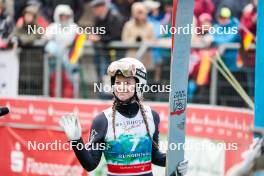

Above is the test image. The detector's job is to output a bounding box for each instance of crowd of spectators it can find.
[0,0,257,106]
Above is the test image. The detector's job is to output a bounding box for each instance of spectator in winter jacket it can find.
[13,5,42,47]
[16,3,49,29]
[239,0,257,97]
[194,0,215,18]
[210,7,241,72]
[44,5,78,57]
[90,0,124,43]
[240,0,257,36]
[144,0,164,83]
[44,4,80,98]
[122,2,155,70]
[211,7,244,107]
[89,0,124,86]
[0,0,14,49]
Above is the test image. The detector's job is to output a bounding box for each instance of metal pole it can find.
[55,56,62,97]
[43,53,49,97]
[136,42,149,60]
[210,61,218,105]
[73,72,79,98]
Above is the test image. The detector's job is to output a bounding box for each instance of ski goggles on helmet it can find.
[107,61,136,78]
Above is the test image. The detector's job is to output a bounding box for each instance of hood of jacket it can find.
[53,4,73,24]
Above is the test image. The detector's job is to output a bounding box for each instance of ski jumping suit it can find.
[72,101,166,176]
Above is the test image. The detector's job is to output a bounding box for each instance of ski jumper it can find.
[72,102,166,176]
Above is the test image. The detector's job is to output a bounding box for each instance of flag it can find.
[243,32,254,51]
[196,50,211,86]
[68,34,86,64]
[236,52,244,68]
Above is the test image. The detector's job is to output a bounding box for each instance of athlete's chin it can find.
[116,94,131,101]
[118,96,130,102]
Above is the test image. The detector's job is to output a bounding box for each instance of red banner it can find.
[0,126,88,176]
[0,97,254,175]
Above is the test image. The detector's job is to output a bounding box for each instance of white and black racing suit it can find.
[72,101,166,176]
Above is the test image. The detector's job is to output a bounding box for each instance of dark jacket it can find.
[0,12,14,39]
[94,8,124,44]
[111,0,142,22]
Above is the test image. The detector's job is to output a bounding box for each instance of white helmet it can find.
[107,57,147,99]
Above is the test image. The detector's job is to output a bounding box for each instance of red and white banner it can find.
[0,126,87,176]
[0,97,254,175]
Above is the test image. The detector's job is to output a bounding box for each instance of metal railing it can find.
[16,41,255,108]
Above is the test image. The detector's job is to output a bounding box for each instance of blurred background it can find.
[0,0,257,107]
[0,0,260,176]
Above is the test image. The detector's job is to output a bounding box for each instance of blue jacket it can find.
[211,17,241,72]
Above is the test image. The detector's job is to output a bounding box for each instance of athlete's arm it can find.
[71,113,108,171]
[151,110,166,167]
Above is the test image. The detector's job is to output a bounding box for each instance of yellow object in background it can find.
[69,34,87,64]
